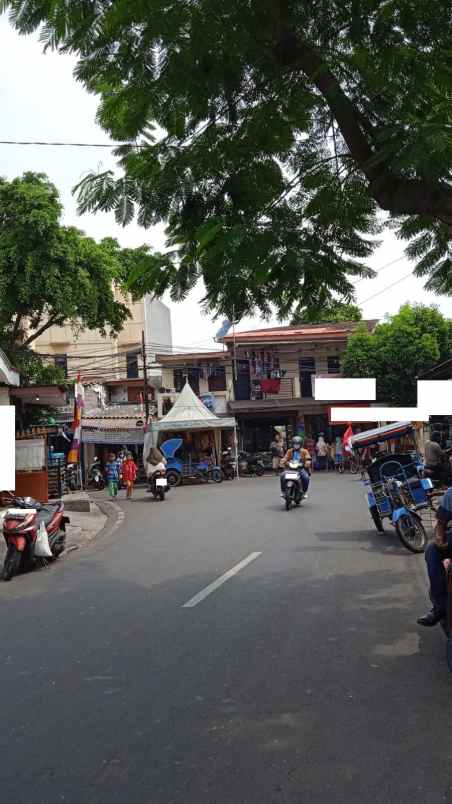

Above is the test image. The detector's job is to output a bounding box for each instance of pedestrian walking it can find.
[105,452,120,498]
[122,452,137,499]
[270,433,284,474]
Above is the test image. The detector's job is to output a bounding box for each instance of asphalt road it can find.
[0,473,451,803]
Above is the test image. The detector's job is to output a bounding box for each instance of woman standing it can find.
[316,434,328,471]
[270,434,284,474]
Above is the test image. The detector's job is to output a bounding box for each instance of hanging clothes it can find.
[260,378,281,394]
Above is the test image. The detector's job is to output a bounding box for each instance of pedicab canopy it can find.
[350,421,414,450]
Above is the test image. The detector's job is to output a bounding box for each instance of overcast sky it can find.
[2,14,452,350]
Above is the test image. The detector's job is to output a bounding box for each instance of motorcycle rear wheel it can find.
[2,545,22,581]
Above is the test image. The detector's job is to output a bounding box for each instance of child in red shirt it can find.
[121,452,137,498]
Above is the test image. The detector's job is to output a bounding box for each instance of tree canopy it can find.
[342,304,452,406]
[0,173,159,382]
[291,301,362,325]
[3,1,452,320]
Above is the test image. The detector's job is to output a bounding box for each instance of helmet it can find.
[292,436,302,449]
[431,431,442,444]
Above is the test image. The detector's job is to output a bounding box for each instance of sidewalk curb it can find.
[62,498,125,559]
[89,498,125,542]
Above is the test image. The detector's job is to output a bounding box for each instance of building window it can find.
[327,355,341,374]
[126,351,139,379]
[54,354,68,378]
[208,365,226,392]
[174,367,200,395]
[299,356,315,398]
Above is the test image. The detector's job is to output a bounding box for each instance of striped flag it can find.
[343,424,354,454]
[67,374,85,464]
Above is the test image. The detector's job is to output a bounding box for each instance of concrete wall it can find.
[0,387,10,405]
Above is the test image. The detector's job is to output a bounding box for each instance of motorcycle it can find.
[88,458,105,490]
[2,494,69,581]
[281,460,305,511]
[238,452,265,477]
[65,462,78,492]
[221,449,236,480]
[149,468,169,501]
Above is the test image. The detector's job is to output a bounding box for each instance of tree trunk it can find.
[281,35,452,226]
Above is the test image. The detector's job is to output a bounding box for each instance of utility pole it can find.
[232,306,237,382]
[141,330,150,424]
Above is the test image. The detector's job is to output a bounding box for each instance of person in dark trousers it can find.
[418,487,452,627]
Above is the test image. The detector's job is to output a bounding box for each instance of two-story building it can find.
[157,320,377,452]
[222,321,377,450]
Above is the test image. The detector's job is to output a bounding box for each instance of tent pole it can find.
[234,425,239,480]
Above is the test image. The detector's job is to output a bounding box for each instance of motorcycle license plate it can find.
[285,472,299,480]
[156,478,167,487]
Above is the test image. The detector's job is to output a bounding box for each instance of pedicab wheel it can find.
[350,459,359,474]
[338,463,344,474]
[166,470,181,488]
[395,513,427,554]
[370,505,384,533]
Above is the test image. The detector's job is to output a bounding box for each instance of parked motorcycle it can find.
[149,468,169,501]
[238,452,265,477]
[281,460,304,511]
[2,494,69,581]
[65,462,78,492]
[88,458,105,490]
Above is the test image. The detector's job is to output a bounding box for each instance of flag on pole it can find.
[343,424,354,454]
[67,374,84,464]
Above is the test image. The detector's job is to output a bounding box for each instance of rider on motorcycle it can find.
[418,487,452,627]
[280,436,311,498]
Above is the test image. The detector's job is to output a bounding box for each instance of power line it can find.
[0,139,141,148]
[358,272,413,305]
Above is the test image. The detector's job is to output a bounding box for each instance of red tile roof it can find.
[222,320,377,344]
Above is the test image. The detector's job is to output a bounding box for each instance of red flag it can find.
[343,424,354,454]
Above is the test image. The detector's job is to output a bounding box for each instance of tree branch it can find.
[282,35,452,225]
[21,314,65,348]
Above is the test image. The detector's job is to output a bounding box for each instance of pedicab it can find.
[351,422,434,553]
[160,438,222,486]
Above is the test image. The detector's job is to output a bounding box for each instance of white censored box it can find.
[0,406,15,490]
[314,378,376,401]
[325,379,452,422]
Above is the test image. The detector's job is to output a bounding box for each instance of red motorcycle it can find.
[2,495,69,581]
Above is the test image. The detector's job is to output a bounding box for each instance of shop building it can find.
[221,321,378,451]
[156,322,377,452]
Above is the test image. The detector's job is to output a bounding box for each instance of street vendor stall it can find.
[144,381,238,481]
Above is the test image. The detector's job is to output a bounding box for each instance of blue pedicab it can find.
[160,438,223,487]
[351,422,433,553]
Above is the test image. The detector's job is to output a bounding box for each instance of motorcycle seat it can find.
[36,503,63,527]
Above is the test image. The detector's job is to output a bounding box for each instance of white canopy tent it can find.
[144,382,238,473]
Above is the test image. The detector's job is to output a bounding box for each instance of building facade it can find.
[32,295,172,387]
[158,321,377,451]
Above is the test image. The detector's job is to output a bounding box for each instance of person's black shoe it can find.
[417,608,445,627]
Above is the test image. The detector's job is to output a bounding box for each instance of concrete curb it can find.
[88,498,125,543]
